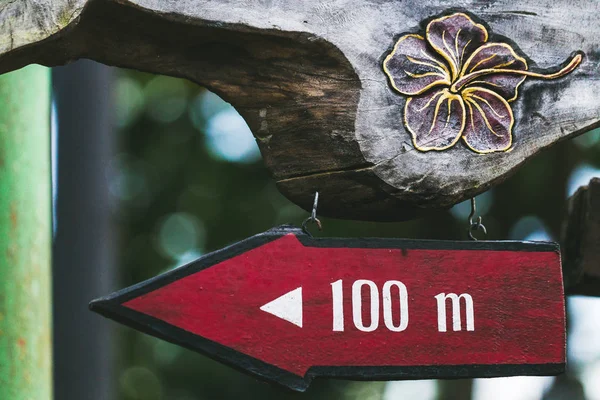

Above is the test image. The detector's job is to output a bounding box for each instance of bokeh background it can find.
[50,60,600,400]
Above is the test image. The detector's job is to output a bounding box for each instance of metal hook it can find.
[467,197,487,241]
[302,192,322,237]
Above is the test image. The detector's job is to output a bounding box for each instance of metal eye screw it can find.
[302,192,322,237]
[468,197,487,241]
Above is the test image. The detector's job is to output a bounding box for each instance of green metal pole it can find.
[0,65,52,399]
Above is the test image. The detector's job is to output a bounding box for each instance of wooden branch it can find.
[562,178,600,296]
[1,0,599,220]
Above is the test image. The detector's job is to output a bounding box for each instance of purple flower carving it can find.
[383,13,582,153]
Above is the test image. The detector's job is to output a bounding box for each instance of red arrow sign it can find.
[90,225,565,391]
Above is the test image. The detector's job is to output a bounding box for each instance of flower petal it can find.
[384,34,451,96]
[462,87,514,153]
[405,88,466,151]
[460,43,528,101]
[426,13,488,80]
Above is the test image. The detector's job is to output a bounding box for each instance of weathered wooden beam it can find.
[1,0,599,220]
[562,178,600,296]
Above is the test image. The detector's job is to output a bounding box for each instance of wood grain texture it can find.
[562,178,600,296]
[1,0,599,219]
[90,225,566,391]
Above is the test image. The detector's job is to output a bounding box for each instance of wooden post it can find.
[52,60,116,400]
[562,177,600,296]
[0,65,52,399]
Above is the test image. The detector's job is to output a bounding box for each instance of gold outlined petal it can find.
[461,42,527,76]
[405,89,466,151]
[383,34,452,96]
[456,42,528,101]
[426,13,489,80]
[461,87,514,153]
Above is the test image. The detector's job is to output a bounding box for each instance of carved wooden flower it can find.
[383,13,582,153]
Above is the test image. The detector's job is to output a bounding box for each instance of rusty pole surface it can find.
[0,65,52,399]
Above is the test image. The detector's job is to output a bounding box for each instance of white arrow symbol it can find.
[259,287,303,328]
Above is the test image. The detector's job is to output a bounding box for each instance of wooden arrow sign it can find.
[90,225,565,391]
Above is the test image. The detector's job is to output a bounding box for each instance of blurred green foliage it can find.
[112,70,600,400]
